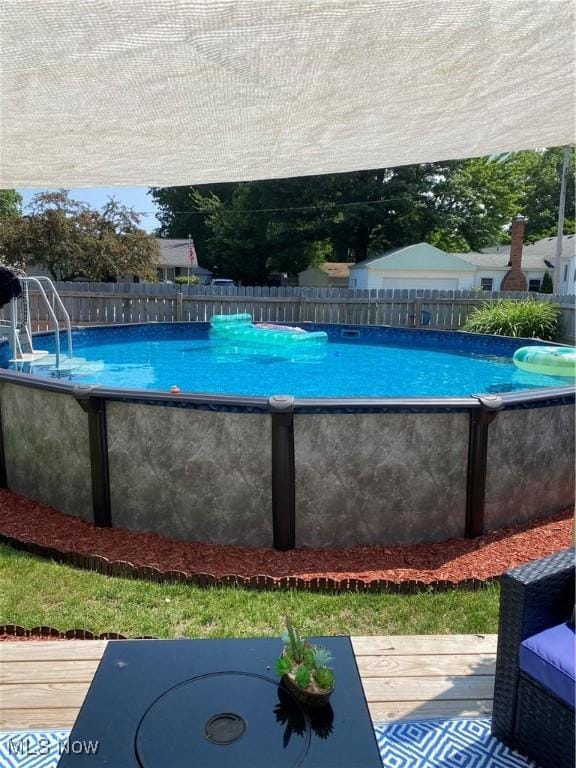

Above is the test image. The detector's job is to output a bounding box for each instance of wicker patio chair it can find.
[492,547,575,768]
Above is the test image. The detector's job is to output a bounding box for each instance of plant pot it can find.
[282,673,334,708]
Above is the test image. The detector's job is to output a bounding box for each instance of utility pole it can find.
[553,146,570,293]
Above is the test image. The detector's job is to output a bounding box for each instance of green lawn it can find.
[0,544,500,638]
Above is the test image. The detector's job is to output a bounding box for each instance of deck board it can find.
[355,654,495,677]
[0,634,497,730]
[1,660,101,685]
[351,635,497,655]
[0,641,108,662]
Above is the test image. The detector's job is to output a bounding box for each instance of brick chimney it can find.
[500,215,527,291]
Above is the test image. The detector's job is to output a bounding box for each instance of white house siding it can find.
[524,270,546,291]
[380,276,461,290]
[349,269,370,289]
[559,256,576,295]
[351,270,474,291]
[473,271,505,291]
[382,277,457,290]
[351,266,555,292]
[348,241,571,293]
[473,270,547,292]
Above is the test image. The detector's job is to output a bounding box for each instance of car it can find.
[210,278,236,287]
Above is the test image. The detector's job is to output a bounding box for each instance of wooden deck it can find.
[0,634,497,730]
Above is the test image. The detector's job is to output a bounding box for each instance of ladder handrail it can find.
[1,270,74,369]
[9,297,21,361]
[30,276,73,360]
[23,277,62,368]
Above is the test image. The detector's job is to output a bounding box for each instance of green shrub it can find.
[174,275,199,286]
[462,298,560,340]
[540,271,553,294]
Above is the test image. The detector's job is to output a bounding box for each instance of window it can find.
[350,278,357,287]
[529,279,541,292]
[480,278,493,291]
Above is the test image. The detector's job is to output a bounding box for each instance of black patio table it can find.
[57,636,383,767]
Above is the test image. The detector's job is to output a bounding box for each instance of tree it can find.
[516,148,575,242]
[149,183,236,267]
[0,190,22,218]
[422,156,524,252]
[540,270,553,294]
[0,190,159,282]
[150,148,574,283]
[155,160,520,282]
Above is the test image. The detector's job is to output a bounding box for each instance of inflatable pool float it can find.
[210,313,327,346]
[513,346,576,378]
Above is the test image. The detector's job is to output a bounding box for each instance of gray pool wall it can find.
[0,323,575,549]
[0,375,573,549]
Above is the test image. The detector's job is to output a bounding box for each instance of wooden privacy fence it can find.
[1,282,574,340]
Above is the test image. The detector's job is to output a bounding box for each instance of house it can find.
[23,238,214,285]
[155,239,212,284]
[453,214,544,292]
[349,243,477,291]
[298,262,353,288]
[349,217,575,294]
[472,232,576,295]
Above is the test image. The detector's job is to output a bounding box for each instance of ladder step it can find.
[9,350,49,363]
[25,356,105,375]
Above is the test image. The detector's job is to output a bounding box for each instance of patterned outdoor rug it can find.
[0,719,535,767]
[375,718,535,767]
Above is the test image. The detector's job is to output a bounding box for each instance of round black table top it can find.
[135,671,312,767]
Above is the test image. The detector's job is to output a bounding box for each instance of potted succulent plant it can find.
[274,618,334,707]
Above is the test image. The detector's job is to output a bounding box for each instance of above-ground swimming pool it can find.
[1,322,572,397]
[0,322,573,552]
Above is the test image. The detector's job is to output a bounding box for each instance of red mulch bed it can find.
[0,489,572,586]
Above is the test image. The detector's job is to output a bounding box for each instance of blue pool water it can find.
[1,323,571,398]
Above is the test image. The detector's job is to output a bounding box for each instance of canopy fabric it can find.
[0,0,574,187]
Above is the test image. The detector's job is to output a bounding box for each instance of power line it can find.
[133,195,431,217]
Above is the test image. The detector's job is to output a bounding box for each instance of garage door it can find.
[383,278,459,290]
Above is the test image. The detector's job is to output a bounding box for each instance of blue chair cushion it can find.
[520,622,576,708]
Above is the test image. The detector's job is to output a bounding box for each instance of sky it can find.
[17,187,161,233]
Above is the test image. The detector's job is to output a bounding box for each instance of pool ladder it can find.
[3,273,73,370]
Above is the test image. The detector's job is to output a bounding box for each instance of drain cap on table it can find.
[204,712,246,744]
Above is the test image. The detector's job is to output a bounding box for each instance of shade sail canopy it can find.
[0,0,574,187]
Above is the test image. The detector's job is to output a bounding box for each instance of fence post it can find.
[297,298,304,322]
[269,395,296,551]
[465,395,503,538]
[176,291,183,322]
[414,297,423,327]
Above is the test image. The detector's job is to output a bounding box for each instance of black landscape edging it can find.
[0,530,497,595]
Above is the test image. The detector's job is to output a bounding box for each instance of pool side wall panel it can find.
[484,404,575,530]
[293,412,469,547]
[106,402,273,547]
[0,382,93,521]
